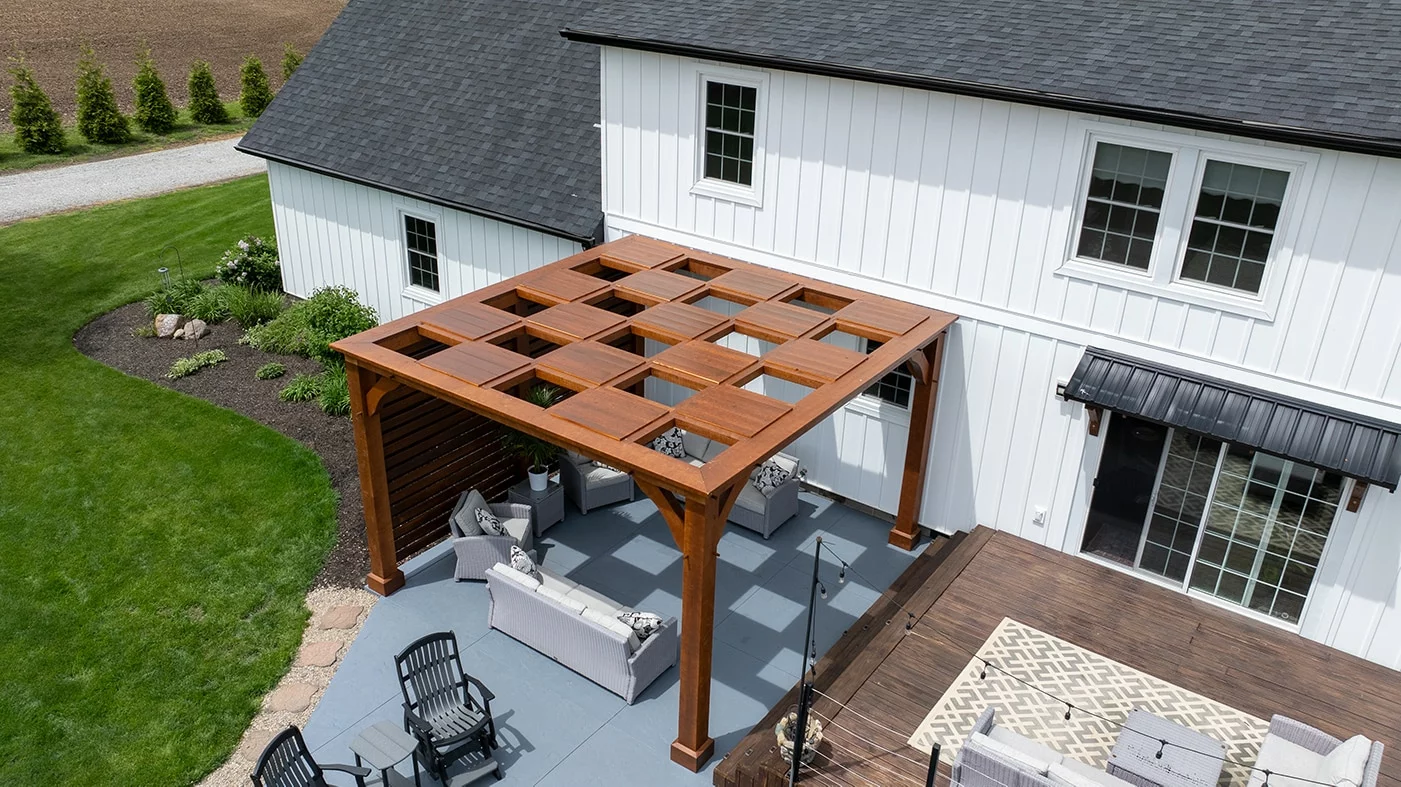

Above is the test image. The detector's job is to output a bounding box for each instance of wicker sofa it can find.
[670,430,803,539]
[953,707,1133,787]
[559,451,634,514]
[1247,715,1383,787]
[484,563,678,703]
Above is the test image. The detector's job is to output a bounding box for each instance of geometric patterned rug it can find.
[907,618,1268,787]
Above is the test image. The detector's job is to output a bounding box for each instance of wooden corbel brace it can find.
[1346,482,1368,513]
[366,377,401,417]
[1086,405,1103,436]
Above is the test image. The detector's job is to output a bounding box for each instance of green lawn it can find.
[0,176,337,785]
[0,101,255,173]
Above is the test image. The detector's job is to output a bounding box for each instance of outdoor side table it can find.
[349,720,419,787]
[508,478,565,536]
[1108,709,1225,787]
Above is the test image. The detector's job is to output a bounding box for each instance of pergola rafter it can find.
[333,235,957,771]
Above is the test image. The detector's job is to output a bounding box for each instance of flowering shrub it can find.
[216,235,282,292]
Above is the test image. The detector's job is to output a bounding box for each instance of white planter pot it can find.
[528,468,549,492]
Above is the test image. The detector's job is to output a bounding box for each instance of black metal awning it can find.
[1064,347,1401,491]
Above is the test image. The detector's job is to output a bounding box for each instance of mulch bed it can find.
[74,301,368,588]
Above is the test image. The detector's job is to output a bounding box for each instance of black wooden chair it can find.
[250,726,371,787]
[394,631,499,783]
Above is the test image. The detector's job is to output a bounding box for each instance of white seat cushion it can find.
[581,606,640,650]
[1251,734,1328,787]
[1050,759,1135,787]
[491,563,541,590]
[565,584,630,618]
[536,584,586,613]
[538,567,578,595]
[734,483,768,513]
[973,729,1059,775]
[583,464,628,484]
[681,430,711,459]
[499,516,531,544]
[1320,736,1371,787]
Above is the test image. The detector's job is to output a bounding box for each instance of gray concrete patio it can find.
[301,489,925,785]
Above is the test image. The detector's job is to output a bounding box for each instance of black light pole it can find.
[790,535,824,785]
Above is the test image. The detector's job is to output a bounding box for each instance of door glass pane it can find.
[1188,445,1341,622]
[1139,431,1221,582]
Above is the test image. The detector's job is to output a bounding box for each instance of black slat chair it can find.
[394,631,499,783]
[250,726,371,787]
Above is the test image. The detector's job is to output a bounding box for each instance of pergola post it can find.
[347,361,405,595]
[890,335,945,550]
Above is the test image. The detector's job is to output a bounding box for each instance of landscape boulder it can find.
[182,319,209,340]
[154,314,185,338]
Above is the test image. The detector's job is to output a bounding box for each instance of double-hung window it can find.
[403,214,440,293]
[1064,126,1309,315]
[691,68,766,205]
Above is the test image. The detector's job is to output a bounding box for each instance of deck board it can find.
[714,528,1400,787]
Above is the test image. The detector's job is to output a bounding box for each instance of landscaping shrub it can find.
[255,362,286,380]
[281,43,304,82]
[75,44,130,144]
[132,45,177,134]
[278,372,323,402]
[225,285,285,329]
[317,366,350,416]
[166,349,227,380]
[144,277,206,317]
[8,57,65,154]
[185,284,231,323]
[241,307,309,354]
[238,55,273,118]
[216,234,281,292]
[187,60,228,124]
[242,285,377,362]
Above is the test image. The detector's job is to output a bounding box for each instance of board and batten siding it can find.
[267,162,582,323]
[598,49,1401,668]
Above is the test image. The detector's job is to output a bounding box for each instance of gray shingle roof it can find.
[238,0,601,242]
[563,0,1401,154]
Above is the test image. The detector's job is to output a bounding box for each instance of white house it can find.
[241,0,1401,671]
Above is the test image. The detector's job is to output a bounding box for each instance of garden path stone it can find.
[318,605,362,630]
[237,728,274,762]
[0,137,265,224]
[267,683,317,713]
[297,641,342,667]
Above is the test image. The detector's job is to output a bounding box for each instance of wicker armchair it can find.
[449,490,534,581]
[1249,715,1383,787]
[559,451,634,514]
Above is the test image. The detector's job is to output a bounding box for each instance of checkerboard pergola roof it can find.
[333,235,957,771]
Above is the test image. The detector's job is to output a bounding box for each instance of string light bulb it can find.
[1064,703,1073,721]
[818,581,828,599]
[904,612,915,631]
[979,659,989,680]
[1156,740,1167,760]
[838,564,847,584]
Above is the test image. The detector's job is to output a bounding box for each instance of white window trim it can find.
[689,64,767,208]
[1055,121,1316,322]
[399,207,445,306]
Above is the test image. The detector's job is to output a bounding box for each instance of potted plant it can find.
[502,383,564,491]
[775,705,823,765]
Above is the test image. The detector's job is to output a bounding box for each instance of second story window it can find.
[1077,143,1173,271]
[863,339,913,409]
[703,80,756,186]
[404,215,440,292]
[1179,161,1289,294]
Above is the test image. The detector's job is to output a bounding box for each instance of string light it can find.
[1156,739,1167,759]
[979,659,990,680]
[1064,702,1073,721]
[818,580,828,599]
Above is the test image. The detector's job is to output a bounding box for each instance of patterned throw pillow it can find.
[650,427,686,458]
[751,460,791,495]
[591,459,624,473]
[476,506,506,536]
[509,544,541,580]
[617,611,665,641]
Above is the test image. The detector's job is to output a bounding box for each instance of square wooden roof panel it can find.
[549,386,670,439]
[420,340,531,387]
[675,386,792,441]
[598,234,688,270]
[764,338,866,386]
[419,302,520,341]
[835,298,930,340]
[526,301,628,342]
[630,301,730,344]
[537,341,647,388]
[734,300,831,343]
[708,268,796,304]
[654,340,759,386]
[516,267,611,304]
[614,269,707,305]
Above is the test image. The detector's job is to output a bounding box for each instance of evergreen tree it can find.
[238,55,273,118]
[187,60,228,124]
[132,45,176,134]
[281,43,303,83]
[9,57,65,154]
[75,44,130,144]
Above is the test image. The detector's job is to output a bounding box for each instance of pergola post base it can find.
[366,570,405,596]
[888,524,921,550]
[670,737,716,772]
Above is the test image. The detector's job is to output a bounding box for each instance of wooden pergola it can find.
[333,235,957,771]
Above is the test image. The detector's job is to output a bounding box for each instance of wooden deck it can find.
[713,527,1401,787]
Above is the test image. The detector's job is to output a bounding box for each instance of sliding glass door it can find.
[1084,414,1345,624]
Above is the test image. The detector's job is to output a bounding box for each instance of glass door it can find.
[1134,430,1222,583]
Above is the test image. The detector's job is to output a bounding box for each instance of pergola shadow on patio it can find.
[301,491,929,785]
[334,235,958,770]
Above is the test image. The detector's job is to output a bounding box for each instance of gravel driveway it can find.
[0,137,266,224]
